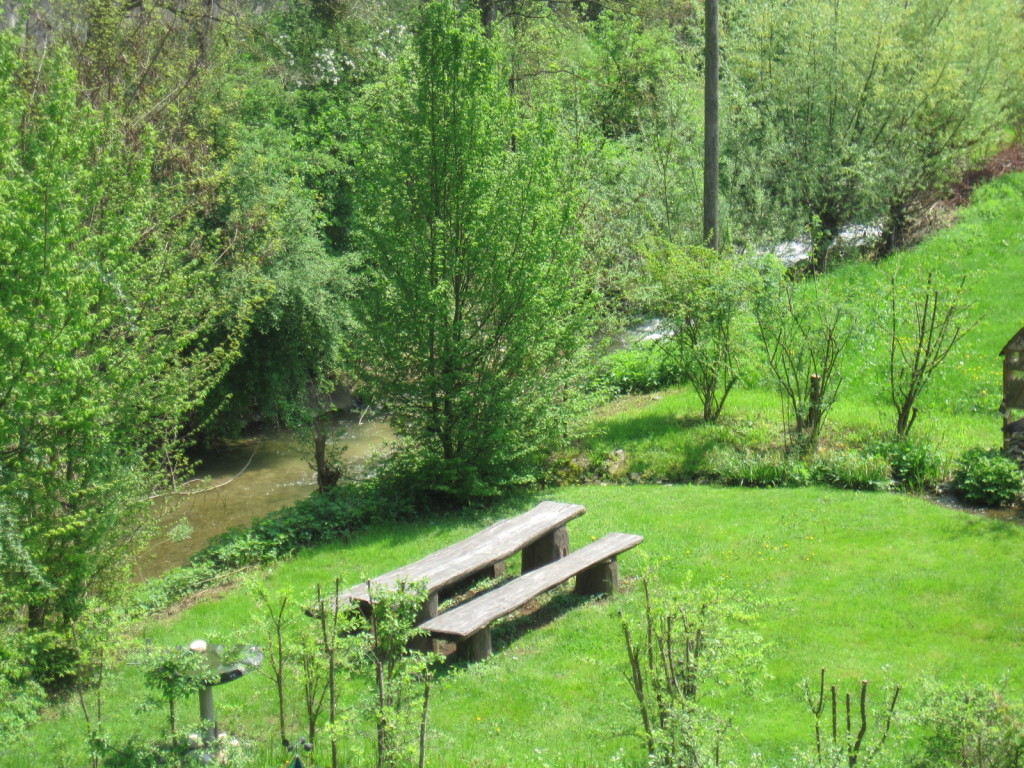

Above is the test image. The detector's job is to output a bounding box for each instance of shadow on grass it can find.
[941,508,1024,540]
[432,586,607,677]
[592,410,702,448]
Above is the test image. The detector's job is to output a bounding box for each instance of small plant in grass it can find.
[141,645,220,735]
[89,732,254,768]
[811,451,892,492]
[620,574,768,767]
[871,437,947,493]
[883,270,976,439]
[754,272,854,454]
[706,447,812,488]
[952,449,1023,508]
[311,580,436,768]
[596,340,682,396]
[647,244,758,422]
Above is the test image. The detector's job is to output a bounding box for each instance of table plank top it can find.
[420,532,643,638]
[337,500,586,604]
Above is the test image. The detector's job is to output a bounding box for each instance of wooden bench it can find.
[419,532,643,661]
[308,500,586,623]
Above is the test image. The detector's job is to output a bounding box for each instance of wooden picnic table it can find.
[420,531,644,660]
[314,500,585,622]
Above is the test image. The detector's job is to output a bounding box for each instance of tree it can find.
[728,0,1024,268]
[754,269,853,453]
[648,245,755,422]
[885,271,975,439]
[703,0,719,251]
[0,37,236,666]
[350,0,595,498]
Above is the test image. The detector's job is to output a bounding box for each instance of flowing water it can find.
[137,416,393,579]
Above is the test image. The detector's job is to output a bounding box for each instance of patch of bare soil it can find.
[906,144,1024,245]
[931,491,1022,523]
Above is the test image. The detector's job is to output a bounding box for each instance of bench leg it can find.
[410,592,440,653]
[575,557,619,595]
[456,628,492,662]
[521,525,569,573]
[476,559,507,580]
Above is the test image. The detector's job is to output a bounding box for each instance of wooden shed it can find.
[1001,327,1024,462]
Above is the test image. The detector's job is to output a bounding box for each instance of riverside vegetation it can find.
[2,0,1024,766]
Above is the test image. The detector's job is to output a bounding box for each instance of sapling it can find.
[803,668,901,767]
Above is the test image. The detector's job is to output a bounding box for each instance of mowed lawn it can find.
[20,484,1023,767]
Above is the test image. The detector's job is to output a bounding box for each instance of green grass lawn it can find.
[14,485,1024,767]
[13,175,1024,768]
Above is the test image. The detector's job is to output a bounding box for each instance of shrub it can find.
[812,451,893,491]
[905,678,1024,768]
[707,448,812,488]
[952,448,1023,508]
[873,437,948,493]
[594,340,682,396]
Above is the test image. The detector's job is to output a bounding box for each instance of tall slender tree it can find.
[350,0,595,498]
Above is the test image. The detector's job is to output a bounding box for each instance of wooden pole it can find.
[703,0,720,251]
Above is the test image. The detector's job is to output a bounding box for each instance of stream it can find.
[137,416,394,579]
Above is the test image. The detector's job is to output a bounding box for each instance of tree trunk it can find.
[27,602,46,631]
[703,0,720,251]
[313,418,340,493]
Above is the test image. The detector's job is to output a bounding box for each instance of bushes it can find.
[873,437,948,493]
[706,448,812,488]
[952,449,1023,508]
[905,679,1024,768]
[594,340,682,396]
[811,451,892,491]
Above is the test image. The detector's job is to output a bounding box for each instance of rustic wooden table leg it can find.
[521,525,569,572]
[574,557,619,595]
[477,559,507,580]
[457,628,492,662]
[410,592,440,653]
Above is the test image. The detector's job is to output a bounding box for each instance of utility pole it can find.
[703,0,720,251]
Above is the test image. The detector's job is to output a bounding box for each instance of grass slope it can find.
[584,173,1024,481]
[14,486,1024,767]
[12,175,1024,768]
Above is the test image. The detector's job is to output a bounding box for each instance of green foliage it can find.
[621,573,769,767]
[872,437,948,494]
[648,246,760,421]
[905,678,1024,768]
[794,670,902,768]
[91,732,254,768]
[141,646,220,735]
[754,270,854,453]
[952,449,1023,508]
[350,0,596,499]
[595,340,682,396]
[0,627,45,739]
[883,270,976,438]
[728,0,1024,264]
[197,36,356,436]
[706,448,812,488]
[811,452,893,492]
[306,579,435,768]
[0,33,237,656]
